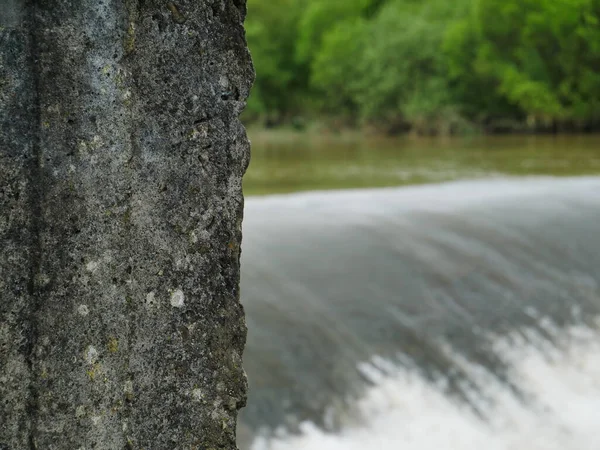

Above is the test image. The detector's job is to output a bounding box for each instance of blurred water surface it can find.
[238,135,600,449]
[244,133,600,195]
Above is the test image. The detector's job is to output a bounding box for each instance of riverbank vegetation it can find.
[244,0,600,135]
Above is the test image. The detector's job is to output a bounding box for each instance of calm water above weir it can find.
[238,134,600,450]
[244,133,600,195]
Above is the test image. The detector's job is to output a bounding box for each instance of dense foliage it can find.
[244,0,600,134]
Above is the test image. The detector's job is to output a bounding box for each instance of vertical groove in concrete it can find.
[1,2,37,447]
[1,1,254,448]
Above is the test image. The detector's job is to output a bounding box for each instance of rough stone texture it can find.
[0,1,253,448]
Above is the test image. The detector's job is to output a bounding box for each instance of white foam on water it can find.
[249,325,600,450]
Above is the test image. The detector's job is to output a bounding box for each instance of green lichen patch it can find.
[86,363,101,381]
[107,336,119,353]
[125,22,136,54]
[167,2,187,24]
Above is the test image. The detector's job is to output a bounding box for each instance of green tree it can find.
[245,0,600,133]
[309,17,368,116]
[311,0,470,133]
[446,0,600,129]
[245,0,308,122]
[296,0,373,65]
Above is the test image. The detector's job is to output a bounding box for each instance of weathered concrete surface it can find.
[0,1,253,448]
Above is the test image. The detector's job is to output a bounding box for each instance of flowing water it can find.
[238,134,600,449]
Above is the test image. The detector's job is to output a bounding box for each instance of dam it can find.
[238,177,600,450]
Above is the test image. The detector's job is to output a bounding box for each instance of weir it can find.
[0,1,253,448]
[238,178,600,449]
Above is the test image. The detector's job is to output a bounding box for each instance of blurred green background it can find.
[244,0,600,134]
[242,0,600,195]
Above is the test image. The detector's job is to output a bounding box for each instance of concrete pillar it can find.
[0,1,253,448]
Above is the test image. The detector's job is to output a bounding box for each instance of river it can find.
[243,133,600,195]
[238,134,600,450]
